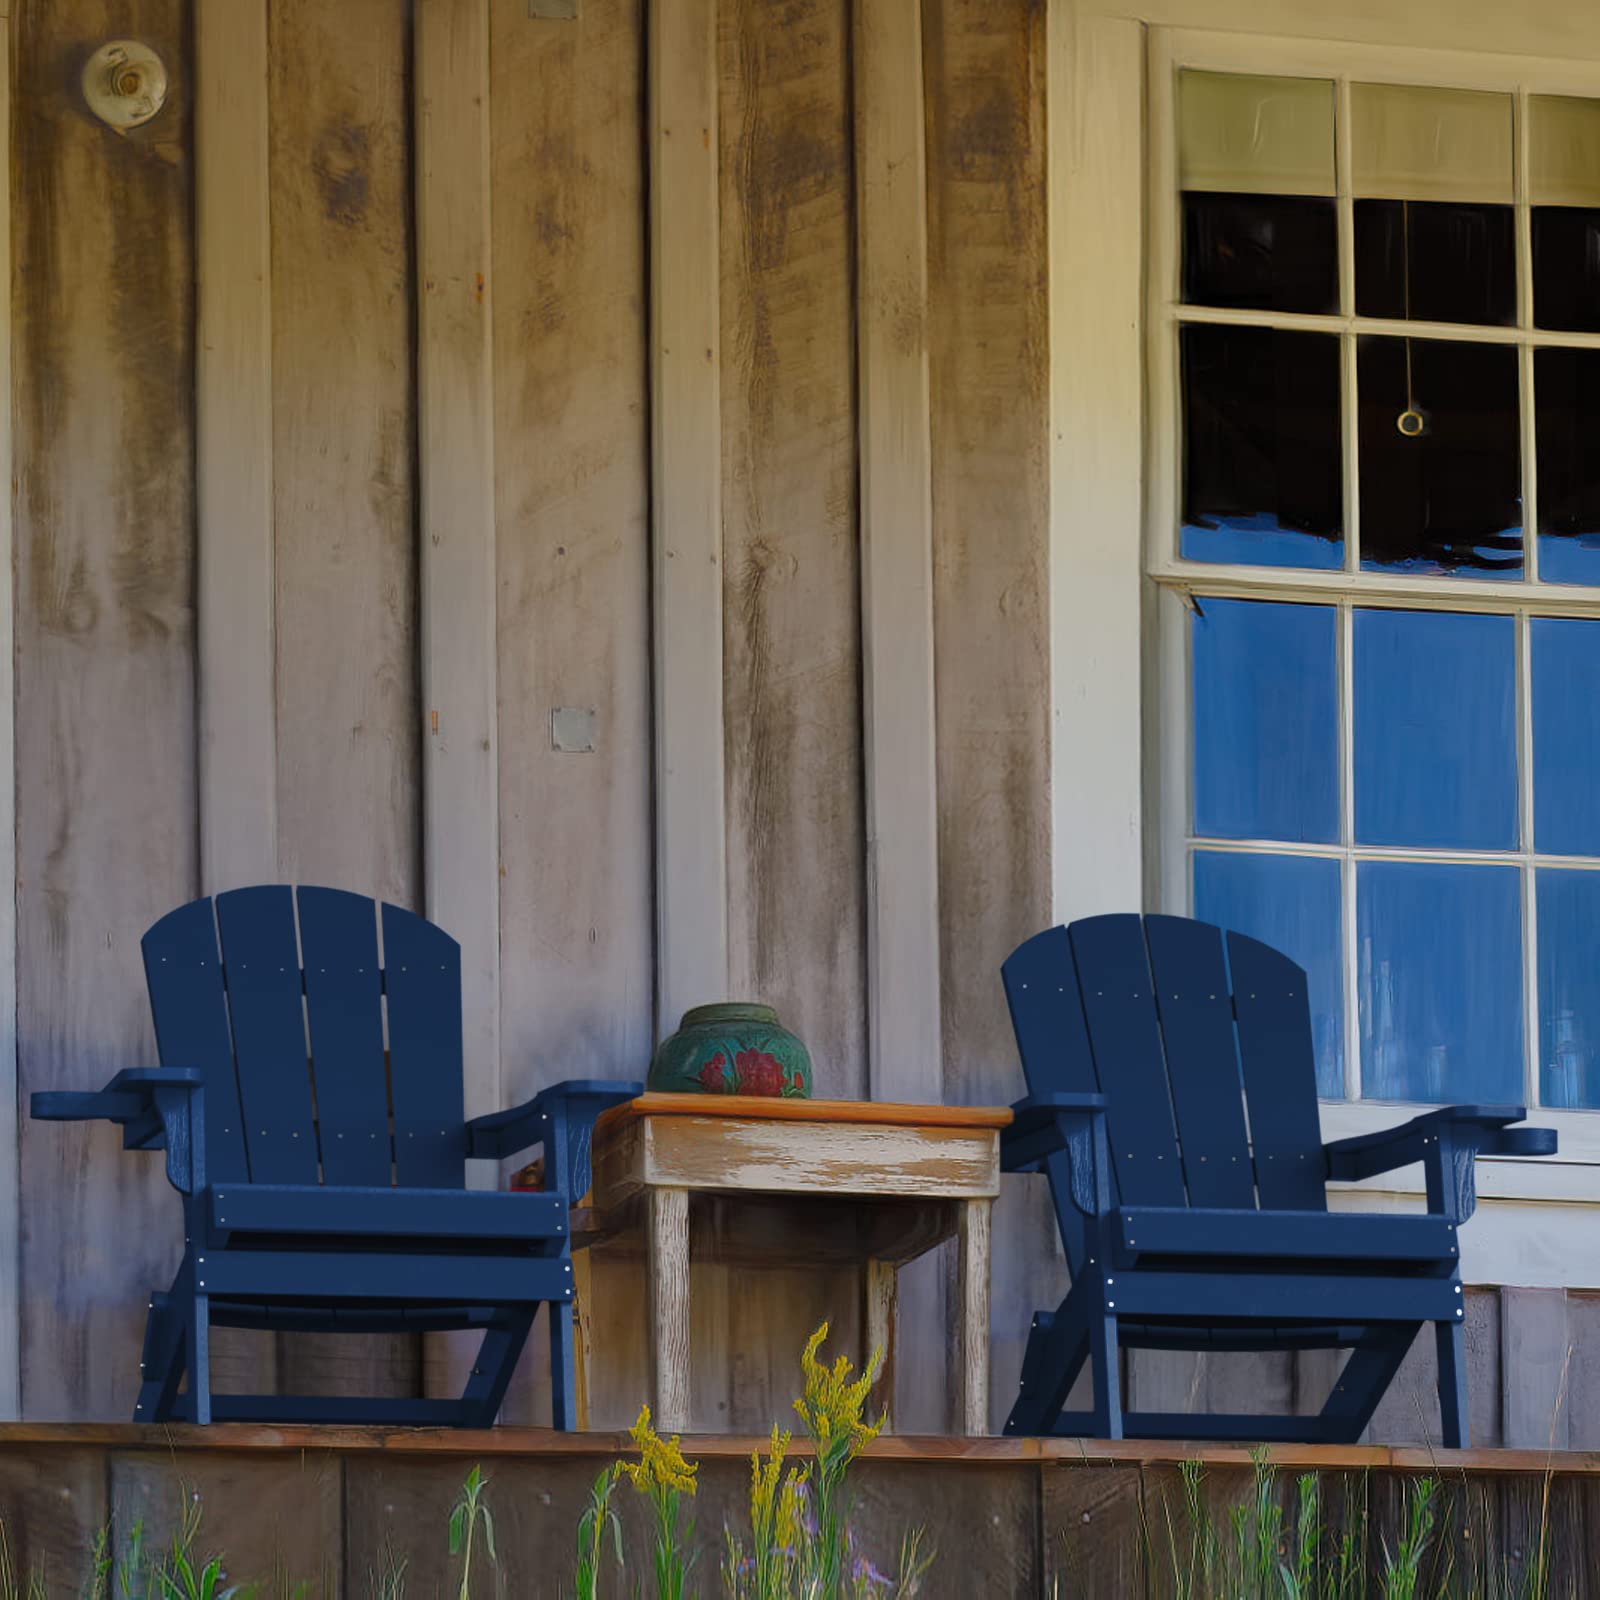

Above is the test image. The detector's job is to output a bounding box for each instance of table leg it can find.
[863,1258,898,1429]
[954,1198,992,1436]
[647,1186,692,1432]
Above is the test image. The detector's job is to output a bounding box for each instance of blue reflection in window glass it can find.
[1192,599,1339,843]
[1538,869,1600,1109]
[1194,849,1345,1097]
[1532,617,1600,856]
[1357,861,1522,1103]
[1354,609,1517,849]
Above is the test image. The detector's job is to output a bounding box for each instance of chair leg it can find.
[460,1308,536,1429]
[186,1293,212,1426]
[1089,1311,1123,1440]
[549,1300,578,1430]
[1319,1325,1417,1444]
[1436,1318,1469,1450]
[1005,1291,1090,1437]
[135,1290,185,1424]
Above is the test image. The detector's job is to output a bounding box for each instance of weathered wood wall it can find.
[5,0,1588,1448]
[5,0,1054,1434]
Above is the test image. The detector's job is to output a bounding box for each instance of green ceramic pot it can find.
[648,1002,813,1097]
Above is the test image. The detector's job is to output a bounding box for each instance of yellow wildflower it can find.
[750,1424,808,1551]
[792,1322,885,1459]
[621,1404,699,1497]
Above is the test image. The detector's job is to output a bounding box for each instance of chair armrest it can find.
[30,1069,205,1194]
[1324,1103,1556,1222]
[465,1078,642,1201]
[1001,1092,1111,1218]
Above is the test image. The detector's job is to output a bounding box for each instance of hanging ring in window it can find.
[1396,408,1427,438]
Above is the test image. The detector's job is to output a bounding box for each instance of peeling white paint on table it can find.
[588,1094,1010,1436]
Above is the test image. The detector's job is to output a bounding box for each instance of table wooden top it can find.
[594,1092,1013,1138]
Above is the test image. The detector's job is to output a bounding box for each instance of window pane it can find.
[1532,617,1600,854]
[1357,337,1522,578]
[1183,193,1338,314]
[1358,861,1522,1102]
[1530,95,1600,208]
[1179,71,1336,196]
[1354,200,1515,326]
[1182,323,1343,569]
[1354,608,1517,849]
[1192,598,1339,842]
[1533,208,1600,337]
[1194,849,1344,1096]
[1351,83,1513,204]
[1535,349,1600,584]
[1538,869,1600,1109]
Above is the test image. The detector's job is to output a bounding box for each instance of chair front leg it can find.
[1436,1317,1469,1449]
[186,1292,211,1426]
[549,1299,577,1430]
[1089,1301,1123,1440]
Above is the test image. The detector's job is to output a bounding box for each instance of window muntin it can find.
[1156,52,1600,1111]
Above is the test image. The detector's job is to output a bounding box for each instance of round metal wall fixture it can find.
[82,40,168,132]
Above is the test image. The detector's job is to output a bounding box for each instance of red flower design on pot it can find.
[735,1048,786,1096]
[698,1051,729,1092]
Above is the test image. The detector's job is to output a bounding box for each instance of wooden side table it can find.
[586,1093,1010,1435]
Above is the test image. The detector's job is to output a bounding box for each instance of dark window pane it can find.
[1194,850,1344,1096]
[1535,347,1600,584]
[1538,869,1600,1109]
[1357,336,1522,577]
[1353,608,1517,850]
[1532,617,1600,855]
[1358,861,1522,1103]
[1354,200,1515,325]
[1192,599,1339,843]
[1533,206,1600,333]
[1182,323,1343,569]
[1183,192,1338,314]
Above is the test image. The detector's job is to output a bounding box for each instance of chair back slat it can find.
[1069,915,1187,1207]
[1144,916,1255,1208]
[381,903,465,1188]
[1001,925,1099,1272]
[298,887,393,1185]
[142,899,251,1182]
[215,887,320,1184]
[1227,930,1327,1210]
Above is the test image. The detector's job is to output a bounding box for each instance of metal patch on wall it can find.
[550,707,597,753]
[529,0,579,18]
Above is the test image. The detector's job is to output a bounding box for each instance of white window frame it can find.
[1043,21,1600,1260]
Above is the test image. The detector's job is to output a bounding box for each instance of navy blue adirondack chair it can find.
[1000,914,1556,1445]
[31,885,641,1428]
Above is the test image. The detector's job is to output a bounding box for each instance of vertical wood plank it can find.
[924,0,1052,1435]
[716,0,865,1434]
[0,6,16,1425]
[270,0,419,908]
[416,0,499,1129]
[268,0,420,1402]
[647,1186,692,1432]
[854,0,941,1103]
[651,0,728,1028]
[14,0,196,1419]
[196,0,277,893]
[1502,1285,1572,1450]
[1048,12,1144,922]
[721,0,865,1097]
[194,0,279,1406]
[488,0,653,1425]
